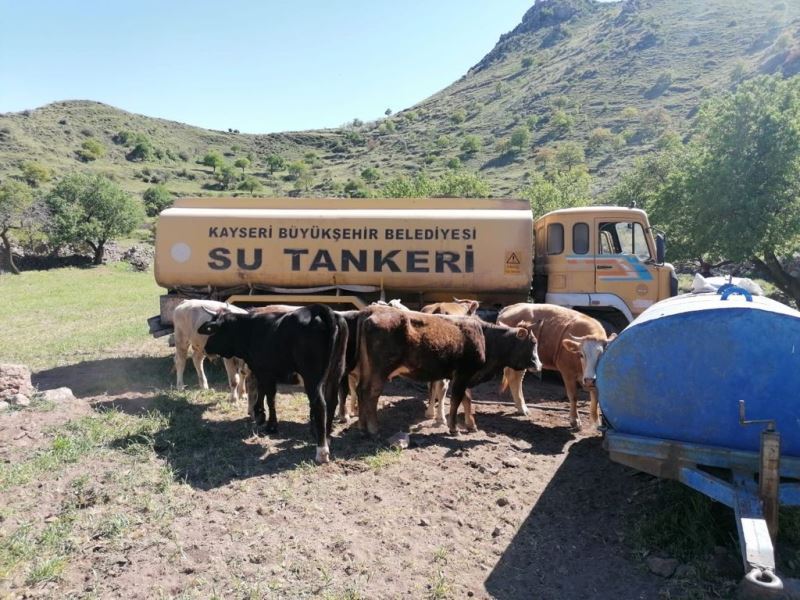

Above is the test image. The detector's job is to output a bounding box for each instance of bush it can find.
[361,167,379,184]
[435,134,451,149]
[525,115,540,132]
[76,138,105,162]
[127,137,155,162]
[19,161,51,187]
[551,109,574,131]
[142,185,173,217]
[521,56,534,69]
[446,157,461,170]
[450,109,466,124]
[588,128,614,153]
[237,176,263,194]
[460,135,481,155]
[215,164,239,189]
[344,179,368,198]
[266,154,286,173]
[381,120,396,133]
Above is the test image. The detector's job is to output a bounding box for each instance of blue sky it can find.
[0,0,539,133]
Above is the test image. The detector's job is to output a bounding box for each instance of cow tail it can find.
[500,370,509,394]
[315,306,348,403]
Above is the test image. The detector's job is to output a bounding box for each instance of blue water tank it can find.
[597,291,800,457]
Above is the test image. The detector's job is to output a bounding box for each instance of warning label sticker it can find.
[504,250,521,275]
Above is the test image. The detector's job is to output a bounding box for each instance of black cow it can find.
[355,310,542,435]
[198,304,348,463]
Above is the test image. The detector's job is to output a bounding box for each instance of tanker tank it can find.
[154,197,533,308]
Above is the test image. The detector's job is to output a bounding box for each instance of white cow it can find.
[172,299,249,402]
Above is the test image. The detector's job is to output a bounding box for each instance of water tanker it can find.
[598,289,800,456]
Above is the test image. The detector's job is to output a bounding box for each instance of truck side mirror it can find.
[656,233,666,264]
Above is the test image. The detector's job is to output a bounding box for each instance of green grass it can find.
[361,447,402,471]
[0,263,163,370]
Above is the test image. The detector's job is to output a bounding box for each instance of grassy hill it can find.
[1,0,799,200]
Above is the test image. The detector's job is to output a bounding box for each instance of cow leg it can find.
[436,379,448,425]
[348,371,359,418]
[236,363,248,404]
[565,378,581,429]
[425,380,447,425]
[246,371,260,419]
[305,380,330,464]
[356,375,383,437]
[174,340,188,390]
[337,371,358,423]
[263,378,279,433]
[190,350,209,390]
[447,379,468,435]
[504,368,528,416]
[588,388,600,427]
[222,358,240,403]
[461,388,477,432]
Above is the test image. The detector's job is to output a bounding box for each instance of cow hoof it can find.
[434,418,446,426]
[515,407,529,416]
[448,428,459,436]
[315,447,331,464]
[424,408,436,419]
[465,426,478,433]
[569,421,581,431]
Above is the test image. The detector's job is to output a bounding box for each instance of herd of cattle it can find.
[172,298,615,463]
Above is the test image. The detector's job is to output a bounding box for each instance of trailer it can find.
[598,286,800,592]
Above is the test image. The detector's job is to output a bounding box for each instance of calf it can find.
[420,298,480,424]
[355,310,542,435]
[198,304,348,463]
[497,303,615,428]
[172,299,249,402]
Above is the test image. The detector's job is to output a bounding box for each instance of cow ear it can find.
[467,300,479,316]
[515,327,528,340]
[562,339,582,354]
[606,333,617,344]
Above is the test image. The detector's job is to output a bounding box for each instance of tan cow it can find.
[420,298,480,424]
[497,303,615,429]
[173,299,249,402]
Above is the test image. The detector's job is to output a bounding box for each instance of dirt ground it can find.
[1,357,741,599]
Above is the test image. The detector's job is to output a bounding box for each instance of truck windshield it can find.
[599,222,651,261]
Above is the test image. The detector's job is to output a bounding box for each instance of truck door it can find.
[594,219,660,317]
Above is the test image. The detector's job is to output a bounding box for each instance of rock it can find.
[41,387,76,403]
[491,526,502,538]
[647,556,679,578]
[0,400,9,412]
[418,518,430,527]
[0,363,33,401]
[496,497,510,507]
[388,432,410,450]
[502,457,522,468]
[10,393,30,407]
[674,564,697,579]
[122,245,154,271]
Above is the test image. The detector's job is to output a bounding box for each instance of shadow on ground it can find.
[33,354,233,397]
[484,438,664,600]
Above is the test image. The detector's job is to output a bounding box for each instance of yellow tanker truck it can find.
[149,197,677,334]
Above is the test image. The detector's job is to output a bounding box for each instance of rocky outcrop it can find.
[0,363,33,402]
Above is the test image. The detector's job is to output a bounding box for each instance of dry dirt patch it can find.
[2,368,676,599]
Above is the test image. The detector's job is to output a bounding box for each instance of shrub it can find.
[525,115,540,132]
[287,161,309,181]
[19,161,51,187]
[622,106,640,120]
[521,56,534,69]
[381,120,396,133]
[76,138,105,162]
[238,176,263,194]
[127,136,155,162]
[266,154,286,173]
[215,164,238,189]
[587,128,614,153]
[435,135,451,149]
[142,185,173,217]
[344,179,368,198]
[450,109,466,125]
[446,157,461,170]
[460,135,481,155]
[551,109,574,131]
[361,167,379,184]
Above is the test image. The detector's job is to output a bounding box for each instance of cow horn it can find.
[569,334,584,341]
[202,306,218,316]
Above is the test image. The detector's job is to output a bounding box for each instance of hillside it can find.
[1,0,799,199]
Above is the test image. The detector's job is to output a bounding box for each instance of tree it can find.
[202,151,225,174]
[509,127,531,152]
[142,185,173,217]
[216,163,239,189]
[287,161,309,181]
[587,127,614,153]
[460,135,481,155]
[361,167,379,184]
[642,75,800,299]
[384,108,392,117]
[266,154,286,173]
[555,142,585,171]
[525,168,591,219]
[238,176,263,194]
[20,161,51,187]
[433,172,490,198]
[521,56,534,69]
[46,173,144,265]
[0,180,34,274]
[234,157,251,174]
[77,138,105,162]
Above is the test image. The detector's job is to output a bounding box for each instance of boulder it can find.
[647,556,679,578]
[0,400,9,412]
[41,387,76,403]
[0,363,33,400]
[11,393,30,407]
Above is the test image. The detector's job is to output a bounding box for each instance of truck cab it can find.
[533,207,677,331]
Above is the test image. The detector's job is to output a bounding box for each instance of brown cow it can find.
[420,298,480,424]
[497,303,615,429]
[355,309,542,435]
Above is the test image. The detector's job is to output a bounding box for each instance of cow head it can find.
[510,321,543,374]
[561,333,617,388]
[197,311,246,360]
[452,298,480,316]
